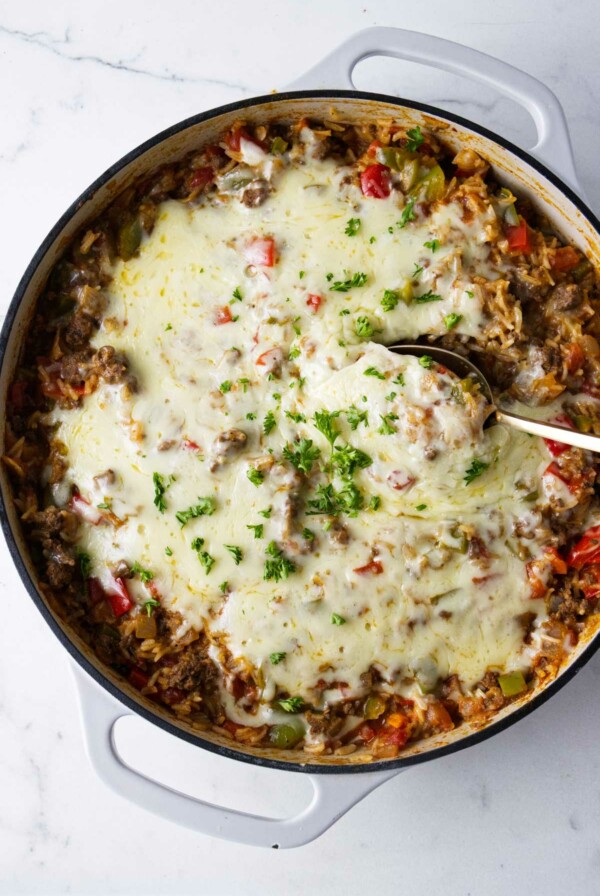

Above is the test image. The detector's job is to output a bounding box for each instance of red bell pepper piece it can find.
[243,237,275,267]
[360,164,392,198]
[505,218,532,253]
[353,560,384,576]
[306,294,322,312]
[552,246,580,273]
[106,576,133,618]
[543,413,574,457]
[214,305,233,325]
[189,166,214,190]
[567,525,600,569]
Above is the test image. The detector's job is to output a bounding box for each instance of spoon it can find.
[388,343,600,453]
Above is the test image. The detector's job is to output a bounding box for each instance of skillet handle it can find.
[287,27,579,191]
[72,665,398,849]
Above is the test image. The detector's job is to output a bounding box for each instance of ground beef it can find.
[63,312,95,351]
[547,283,582,313]
[93,345,137,389]
[60,351,94,385]
[241,179,270,207]
[161,640,214,691]
[209,429,247,472]
[511,267,551,304]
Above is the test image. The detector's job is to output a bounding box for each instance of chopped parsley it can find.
[302,528,315,541]
[238,377,250,392]
[412,263,424,278]
[364,366,386,380]
[258,507,272,518]
[405,126,424,151]
[314,409,340,446]
[345,405,368,430]
[283,438,321,474]
[263,411,277,435]
[378,414,398,435]
[414,291,442,304]
[164,546,173,557]
[164,323,172,331]
[345,217,361,236]
[246,523,264,539]
[385,391,397,402]
[97,500,112,510]
[224,544,243,565]
[464,458,490,485]
[142,598,160,616]
[231,286,243,302]
[264,541,296,582]
[247,467,264,486]
[175,497,216,527]
[381,289,400,312]
[220,380,232,394]
[331,613,346,626]
[219,581,229,593]
[332,443,372,478]
[418,355,434,369]
[369,495,382,511]
[397,198,416,229]
[369,235,376,244]
[191,537,215,574]
[299,270,305,279]
[277,696,304,713]
[354,316,375,339]
[77,551,92,580]
[153,472,175,513]
[307,481,364,517]
[270,652,287,665]
[466,290,475,298]
[444,312,463,330]
[393,372,405,386]
[329,271,368,293]
[339,308,350,316]
[415,503,427,511]
[285,410,306,423]
[130,562,154,583]
[288,346,301,360]
[424,239,440,252]
[246,412,257,421]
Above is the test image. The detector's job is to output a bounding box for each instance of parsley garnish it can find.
[278,696,304,713]
[220,380,232,394]
[288,346,301,360]
[247,467,264,486]
[414,291,442,304]
[346,405,368,430]
[381,289,400,312]
[364,366,386,380]
[302,527,315,541]
[175,497,216,527]
[130,562,154,583]
[345,217,361,237]
[419,355,434,369]
[466,290,474,298]
[406,126,424,151]
[264,541,296,582]
[165,546,173,557]
[219,581,229,593]
[331,613,346,626]
[444,312,463,330]
[153,472,175,513]
[329,271,368,293]
[165,323,172,331]
[393,372,405,386]
[314,410,340,446]
[299,270,305,279]
[246,523,264,539]
[231,286,243,302]
[283,438,321,474]
[385,391,397,401]
[398,198,416,229]
[332,444,372,478]
[258,507,272,518]
[246,412,257,421]
[191,537,215,574]
[142,599,160,616]
[306,482,364,517]
[413,263,424,278]
[369,495,381,511]
[263,411,277,435]
[354,316,375,339]
[97,501,111,510]
[378,414,398,435]
[285,411,306,423]
[464,458,490,485]
[416,503,427,511]
[270,652,286,665]
[424,239,440,252]
[225,545,243,565]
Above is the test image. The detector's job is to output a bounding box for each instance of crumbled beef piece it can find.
[162,641,214,691]
[511,267,550,304]
[241,179,270,207]
[60,351,94,385]
[546,283,582,313]
[63,312,95,350]
[94,346,137,390]
[209,429,247,472]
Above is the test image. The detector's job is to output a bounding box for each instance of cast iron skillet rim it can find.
[2,88,600,776]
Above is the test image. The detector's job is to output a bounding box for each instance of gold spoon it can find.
[388,343,600,453]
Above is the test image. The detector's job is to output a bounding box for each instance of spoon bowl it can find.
[387,343,600,454]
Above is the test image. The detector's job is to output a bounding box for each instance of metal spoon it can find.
[388,343,600,453]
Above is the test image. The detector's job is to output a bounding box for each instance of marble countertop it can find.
[1,1,599,893]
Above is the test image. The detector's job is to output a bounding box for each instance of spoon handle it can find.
[496,408,600,453]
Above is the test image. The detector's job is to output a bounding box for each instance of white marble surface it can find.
[1,1,600,892]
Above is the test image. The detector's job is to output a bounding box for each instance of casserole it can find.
[1,27,599,847]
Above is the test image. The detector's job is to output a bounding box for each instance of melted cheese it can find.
[48,153,553,725]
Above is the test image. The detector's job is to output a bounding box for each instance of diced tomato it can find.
[543,460,581,494]
[87,577,106,605]
[106,576,133,618]
[129,667,149,690]
[225,126,263,154]
[243,237,275,268]
[581,564,600,600]
[183,438,202,451]
[387,470,416,491]
[365,140,381,158]
[69,494,103,525]
[544,546,568,575]
[564,342,584,376]
[552,245,580,273]
[526,562,547,600]
[214,305,233,325]
[544,413,574,457]
[567,525,600,569]
[505,218,532,253]
[358,723,376,743]
[353,559,384,575]
[9,381,28,410]
[255,347,283,374]
[380,723,409,747]
[189,166,214,190]
[360,164,392,199]
[306,293,322,313]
